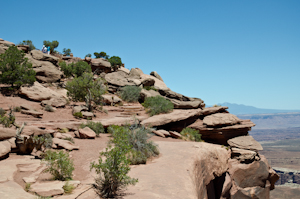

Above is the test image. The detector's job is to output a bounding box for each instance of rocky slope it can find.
[0,38,279,198]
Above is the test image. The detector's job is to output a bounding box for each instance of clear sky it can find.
[1,0,299,109]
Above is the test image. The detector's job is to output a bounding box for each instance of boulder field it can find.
[0,38,279,198]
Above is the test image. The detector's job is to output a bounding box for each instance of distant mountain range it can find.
[210,102,300,115]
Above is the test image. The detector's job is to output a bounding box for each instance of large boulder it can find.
[20,81,66,102]
[140,74,169,91]
[102,94,122,105]
[78,127,96,139]
[139,89,161,102]
[0,127,16,141]
[33,63,63,83]
[30,50,59,64]
[90,58,111,73]
[227,135,263,151]
[150,71,164,81]
[128,68,142,79]
[0,141,11,159]
[105,71,134,87]
[52,138,79,150]
[203,113,241,127]
[30,180,80,197]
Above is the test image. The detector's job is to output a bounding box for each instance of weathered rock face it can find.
[228,135,263,151]
[20,82,67,106]
[105,70,135,87]
[203,113,241,127]
[139,89,161,102]
[31,50,59,64]
[34,63,63,83]
[150,71,163,81]
[0,128,16,141]
[102,94,122,105]
[0,141,11,159]
[90,58,111,73]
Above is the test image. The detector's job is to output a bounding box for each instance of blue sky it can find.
[1,0,299,109]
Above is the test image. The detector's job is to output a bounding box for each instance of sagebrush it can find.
[142,96,174,116]
[180,127,202,142]
[43,150,74,181]
[119,86,141,102]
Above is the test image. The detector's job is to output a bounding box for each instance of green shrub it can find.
[90,143,138,198]
[108,56,122,70]
[62,137,74,144]
[180,128,202,142]
[60,61,92,78]
[144,86,157,91]
[18,40,36,51]
[66,73,106,111]
[85,53,92,58]
[108,124,159,165]
[13,106,21,112]
[63,181,75,194]
[43,40,59,54]
[0,108,6,117]
[80,121,104,136]
[142,96,174,116]
[0,46,36,87]
[119,86,141,102]
[0,114,15,127]
[94,51,109,59]
[33,134,53,149]
[25,182,31,192]
[73,112,83,118]
[43,150,74,181]
[44,105,54,112]
[62,48,71,56]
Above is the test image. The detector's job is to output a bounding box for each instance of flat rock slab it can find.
[21,109,43,118]
[203,113,241,127]
[141,109,203,127]
[23,164,46,183]
[31,180,80,197]
[228,135,263,151]
[0,181,34,199]
[0,155,41,182]
[125,141,229,199]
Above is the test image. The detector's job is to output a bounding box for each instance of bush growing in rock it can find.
[80,121,105,136]
[13,106,21,112]
[60,61,92,78]
[43,40,59,54]
[108,56,122,70]
[43,150,74,181]
[18,40,36,51]
[85,53,92,58]
[94,51,109,59]
[0,109,15,128]
[108,124,159,165]
[66,73,106,111]
[119,86,141,102]
[0,46,36,88]
[180,127,202,142]
[90,137,138,198]
[142,96,174,116]
[62,48,72,56]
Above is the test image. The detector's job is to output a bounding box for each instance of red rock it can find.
[78,127,96,139]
